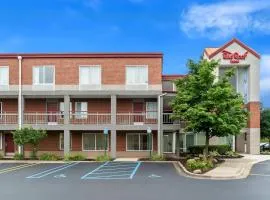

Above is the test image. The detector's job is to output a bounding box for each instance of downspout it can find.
[18,56,22,154]
[157,93,167,155]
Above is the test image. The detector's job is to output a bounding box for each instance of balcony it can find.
[24,113,64,125]
[70,113,111,125]
[0,113,18,125]
[116,112,157,125]
[163,113,186,127]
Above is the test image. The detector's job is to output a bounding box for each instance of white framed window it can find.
[82,133,108,151]
[126,65,148,85]
[126,133,153,151]
[0,66,9,85]
[59,133,72,150]
[219,67,249,103]
[0,133,2,150]
[75,102,88,119]
[79,65,101,85]
[33,65,55,85]
[146,102,157,119]
[60,102,72,118]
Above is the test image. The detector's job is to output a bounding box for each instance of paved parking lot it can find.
[0,160,269,200]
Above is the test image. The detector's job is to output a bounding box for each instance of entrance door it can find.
[5,134,15,153]
[163,133,174,153]
[133,102,144,123]
[47,102,58,123]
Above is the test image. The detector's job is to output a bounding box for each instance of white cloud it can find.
[180,0,270,39]
[260,55,270,93]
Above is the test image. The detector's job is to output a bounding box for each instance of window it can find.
[59,102,72,118]
[126,66,148,85]
[126,133,152,151]
[79,66,101,85]
[0,67,9,85]
[0,133,2,150]
[75,102,87,119]
[83,133,107,151]
[33,65,54,85]
[59,133,72,150]
[0,102,2,119]
[146,102,157,119]
[219,67,249,103]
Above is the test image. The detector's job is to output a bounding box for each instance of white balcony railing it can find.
[163,113,186,126]
[70,113,111,125]
[116,112,158,125]
[0,113,18,124]
[24,113,64,125]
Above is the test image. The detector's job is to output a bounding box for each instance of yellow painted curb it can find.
[0,163,38,174]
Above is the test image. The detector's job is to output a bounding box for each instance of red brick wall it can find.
[19,57,162,85]
[1,99,18,112]
[247,102,260,128]
[0,58,19,85]
[24,99,47,112]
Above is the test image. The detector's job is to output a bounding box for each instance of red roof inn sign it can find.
[222,50,248,63]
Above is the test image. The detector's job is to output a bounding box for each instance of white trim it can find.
[32,65,55,85]
[0,133,2,150]
[0,66,9,86]
[125,65,149,85]
[59,132,72,151]
[126,133,153,151]
[82,133,109,151]
[79,65,102,86]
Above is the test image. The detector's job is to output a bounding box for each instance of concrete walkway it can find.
[176,154,270,180]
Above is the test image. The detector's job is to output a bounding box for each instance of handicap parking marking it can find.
[0,163,39,175]
[26,162,79,179]
[81,161,141,180]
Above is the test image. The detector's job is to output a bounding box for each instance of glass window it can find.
[126,66,148,85]
[59,133,72,150]
[0,67,9,85]
[146,102,157,119]
[186,134,195,150]
[79,66,101,85]
[75,102,87,119]
[83,133,107,151]
[127,133,151,151]
[33,65,54,85]
[60,102,72,118]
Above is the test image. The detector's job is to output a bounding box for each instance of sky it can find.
[0,0,269,107]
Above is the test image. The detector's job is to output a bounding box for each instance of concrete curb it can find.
[174,158,270,180]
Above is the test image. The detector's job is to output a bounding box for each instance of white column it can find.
[110,95,117,158]
[18,56,23,154]
[158,95,163,155]
[64,95,70,155]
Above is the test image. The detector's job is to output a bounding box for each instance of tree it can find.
[171,59,248,157]
[261,108,270,147]
[12,127,47,158]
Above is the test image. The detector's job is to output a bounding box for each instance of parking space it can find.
[250,160,270,177]
[81,161,141,180]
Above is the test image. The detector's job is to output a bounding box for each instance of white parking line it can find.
[250,173,270,177]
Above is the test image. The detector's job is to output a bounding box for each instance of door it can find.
[5,134,14,153]
[163,133,173,153]
[47,102,59,123]
[133,102,144,123]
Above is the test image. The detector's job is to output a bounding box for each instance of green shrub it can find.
[64,153,86,161]
[186,158,214,171]
[150,153,165,161]
[0,153,3,159]
[14,153,24,160]
[209,150,220,157]
[39,153,60,161]
[29,151,38,160]
[225,151,239,157]
[188,145,231,155]
[95,154,112,162]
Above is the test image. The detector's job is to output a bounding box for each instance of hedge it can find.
[188,145,231,155]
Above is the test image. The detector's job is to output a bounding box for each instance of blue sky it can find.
[0,0,269,107]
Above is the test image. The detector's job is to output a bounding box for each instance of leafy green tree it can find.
[261,108,270,147]
[171,59,248,157]
[12,127,47,159]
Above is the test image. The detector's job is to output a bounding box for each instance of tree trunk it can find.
[204,132,210,159]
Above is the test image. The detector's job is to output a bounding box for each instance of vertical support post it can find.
[110,95,117,158]
[158,94,164,155]
[18,56,23,154]
[64,95,70,155]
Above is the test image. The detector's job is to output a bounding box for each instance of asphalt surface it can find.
[0,160,270,200]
